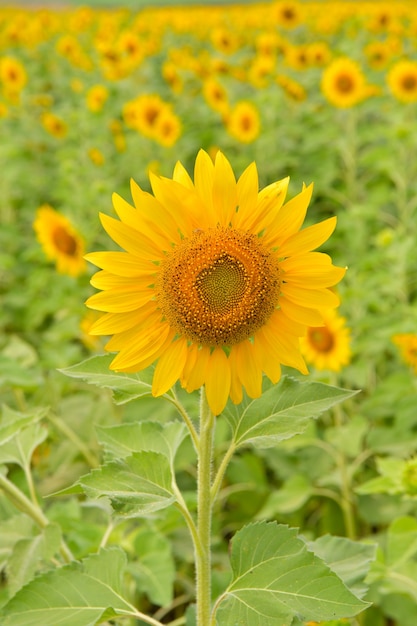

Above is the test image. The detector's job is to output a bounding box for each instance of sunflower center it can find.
[308,326,334,352]
[52,226,78,256]
[402,74,417,91]
[157,226,281,346]
[335,73,354,93]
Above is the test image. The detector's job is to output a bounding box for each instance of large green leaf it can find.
[1,547,136,626]
[59,355,153,404]
[214,521,369,626]
[128,525,175,606]
[0,406,47,448]
[96,421,189,466]
[307,534,376,598]
[0,422,48,469]
[74,451,176,517]
[6,524,62,596]
[224,376,358,448]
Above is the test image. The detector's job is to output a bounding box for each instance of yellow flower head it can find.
[387,60,417,103]
[321,57,367,108]
[153,108,182,147]
[33,205,86,277]
[392,333,417,374]
[0,56,27,92]
[300,308,352,372]
[41,111,68,138]
[225,101,260,144]
[86,150,345,415]
[86,84,109,112]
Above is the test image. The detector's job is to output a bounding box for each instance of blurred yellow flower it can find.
[85,150,345,415]
[33,205,86,277]
[225,101,260,143]
[41,111,68,138]
[392,333,417,374]
[0,56,27,92]
[300,308,352,372]
[321,57,367,108]
[387,60,417,103]
[86,84,109,112]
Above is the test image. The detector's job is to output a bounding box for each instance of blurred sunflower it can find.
[86,84,109,112]
[300,308,351,372]
[321,57,367,108]
[33,205,86,277]
[41,111,68,138]
[153,108,182,147]
[86,150,345,415]
[392,333,417,374]
[387,60,417,103]
[0,56,27,93]
[225,101,260,143]
[274,1,302,29]
[202,77,229,115]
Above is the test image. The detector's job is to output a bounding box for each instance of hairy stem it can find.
[195,388,214,626]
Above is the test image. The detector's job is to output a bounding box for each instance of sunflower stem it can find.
[195,387,214,626]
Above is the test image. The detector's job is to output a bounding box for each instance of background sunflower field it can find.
[1,1,417,625]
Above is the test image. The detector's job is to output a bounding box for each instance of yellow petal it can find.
[129,179,180,243]
[173,160,194,189]
[205,347,231,416]
[253,177,290,233]
[112,329,175,373]
[89,303,157,335]
[263,183,313,248]
[257,317,309,374]
[112,192,171,251]
[278,216,337,257]
[99,213,162,260]
[233,161,259,229]
[212,151,237,226]
[281,283,340,309]
[85,285,154,312]
[90,270,154,290]
[85,251,153,277]
[279,297,324,327]
[253,333,282,384]
[232,340,262,399]
[152,336,189,396]
[149,173,200,235]
[194,149,215,220]
[111,322,172,370]
[183,345,211,392]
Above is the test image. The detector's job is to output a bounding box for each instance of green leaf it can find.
[1,547,136,626]
[307,534,376,598]
[0,356,43,388]
[224,376,358,448]
[128,526,175,606]
[7,524,62,596]
[75,451,176,517]
[255,474,313,518]
[96,421,189,466]
[0,516,34,571]
[214,521,369,626]
[59,355,153,404]
[0,423,48,469]
[0,406,47,448]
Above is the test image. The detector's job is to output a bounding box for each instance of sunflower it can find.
[392,333,417,374]
[387,60,417,103]
[153,108,182,147]
[86,150,345,415]
[321,57,367,108]
[300,308,351,372]
[0,56,27,93]
[41,111,68,139]
[86,84,109,112]
[225,101,260,144]
[33,204,86,277]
